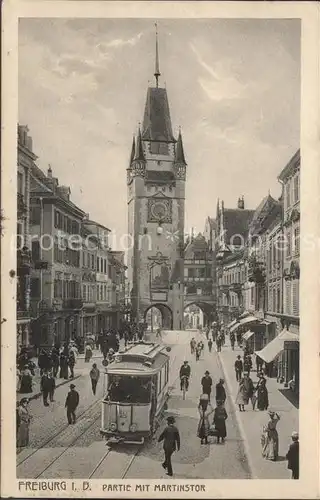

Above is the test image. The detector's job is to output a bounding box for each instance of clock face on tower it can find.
[148,198,172,223]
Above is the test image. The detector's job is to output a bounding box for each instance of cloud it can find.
[105,32,143,48]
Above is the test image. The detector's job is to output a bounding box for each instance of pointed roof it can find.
[133,129,145,161]
[154,23,161,87]
[222,208,255,244]
[175,130,186,164]
[129,135,135,165]
[142,87,175,142]
[184,233,209,259]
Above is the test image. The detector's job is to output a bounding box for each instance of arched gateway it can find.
[144,303,173,330]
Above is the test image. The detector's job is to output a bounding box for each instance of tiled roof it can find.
[142,87,175,142]
[175,131,186,164]
[223,209,255,244]
[184,233,209,258]
[145,171,175,183]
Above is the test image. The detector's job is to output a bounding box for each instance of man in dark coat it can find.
[51,348,60,378]
[48,372,56,402]
[40,371,51,406]
[286,431,299,479]
[68,351,76,379]
[65,384,79,424]
[234,355,243,382]
[201,371,213,399]
[215,378,226,405]
[158,416,180,476]
[179,361,191,391]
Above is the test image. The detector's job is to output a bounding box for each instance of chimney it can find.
[237,196,245,209]
[47,164,53,178]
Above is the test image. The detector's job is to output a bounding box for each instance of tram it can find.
[100,342,171,444]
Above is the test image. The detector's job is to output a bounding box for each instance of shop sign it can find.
[284,341,299,350]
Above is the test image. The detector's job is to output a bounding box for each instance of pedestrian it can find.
[190,338,196,355]
[286,431,299,479]
[40,371,51,406]
[65,384,79,424]
[51,348,60,378]
[208,338,213,353]
[158,416,180,477]
[216,334,222,352]
[229,332,235,350]
[243,354,252,376]
[213,400,228,444]
[215,378,226,405]
[197,394,213,445]
[236,331,242,348]
[261,410,281,461]
[256,373,269,411]
[16,398,32,448]
[48,371,56,402]
[205,326,210,340]
[235,378,249,412]
[256,354,263,373]
[195,344,201,361]
[201,371,213,400]
[59,350,69,379]
[84,344,92,363]
[90,363,100,395]
[68,350,76,379]
[19,366,33,394]
[234,355,243,382]
[243,372,256,410]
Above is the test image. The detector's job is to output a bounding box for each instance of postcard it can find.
[1,1,319,498]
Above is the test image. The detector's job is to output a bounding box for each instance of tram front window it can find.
[106,376,152,404]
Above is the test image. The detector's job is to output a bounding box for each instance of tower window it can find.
[150,142,169,155]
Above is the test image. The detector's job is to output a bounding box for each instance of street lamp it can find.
[156,221,164,236]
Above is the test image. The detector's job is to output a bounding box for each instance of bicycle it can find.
[180,376,188,400]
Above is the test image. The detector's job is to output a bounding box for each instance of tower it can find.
[127,25,186,330]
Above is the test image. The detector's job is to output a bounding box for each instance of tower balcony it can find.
[17,247,32,275]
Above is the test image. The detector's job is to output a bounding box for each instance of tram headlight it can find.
[129,424,137,432]
[109,423,117,431]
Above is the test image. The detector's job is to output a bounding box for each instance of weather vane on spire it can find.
[154,23,161,88]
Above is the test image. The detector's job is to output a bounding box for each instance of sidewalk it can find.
[17,353,103,402]
[217,340,299,479]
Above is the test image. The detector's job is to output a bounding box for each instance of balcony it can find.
[17,247,32,275]
[17,308,30,321]
[63,298,83,310]
[184,259,212,265]
[184,276,212,282]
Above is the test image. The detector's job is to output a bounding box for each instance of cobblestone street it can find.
[17,331,250,479]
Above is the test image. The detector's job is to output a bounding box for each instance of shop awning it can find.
[227,319,238,329]
[230,315,260,333]
[255,330,299,364]
[242,330,255,341]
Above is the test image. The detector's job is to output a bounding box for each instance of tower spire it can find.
[154,23,161,88]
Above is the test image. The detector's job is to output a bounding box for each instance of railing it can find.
[17,192,27,218]
[184,276,212,282]
[17,248,32,275]
[17,309,30,319]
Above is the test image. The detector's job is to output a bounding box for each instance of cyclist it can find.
[179,361,191,391]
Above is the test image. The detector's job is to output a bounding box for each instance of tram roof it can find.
[105,342,169,375]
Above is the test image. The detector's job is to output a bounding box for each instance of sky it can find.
[19,18,300,247]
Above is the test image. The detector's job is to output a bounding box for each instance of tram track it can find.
[17,398,102,468]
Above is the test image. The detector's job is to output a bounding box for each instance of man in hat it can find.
[215,378,226,405]
[201,371,213,400]
[179,361,191,391]
[234,355,243,382]
[286,431,299,479]
[158,416,180,477]
[65,384,79,424]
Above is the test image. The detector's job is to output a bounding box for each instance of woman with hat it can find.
[261,410,281,461]
[197,394,213,445]
[158,416,180,477]
[256,373,269,411]
[17,398,32,448]
[213,400,228,444]
[235,377,249,412]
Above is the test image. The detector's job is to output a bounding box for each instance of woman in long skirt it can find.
[235,378,249,411]
[17,398,32,448]
[213,400,228,443]
[256,375,269,411]
[19,367,33,394]
[197,394,213,444]
[261,410,280,461]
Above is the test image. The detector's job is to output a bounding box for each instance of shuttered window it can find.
[292,279,299,316]
[285,281,291,315]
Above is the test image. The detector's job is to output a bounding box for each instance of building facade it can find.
[17,125,33,348]
[29,165,85,348]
